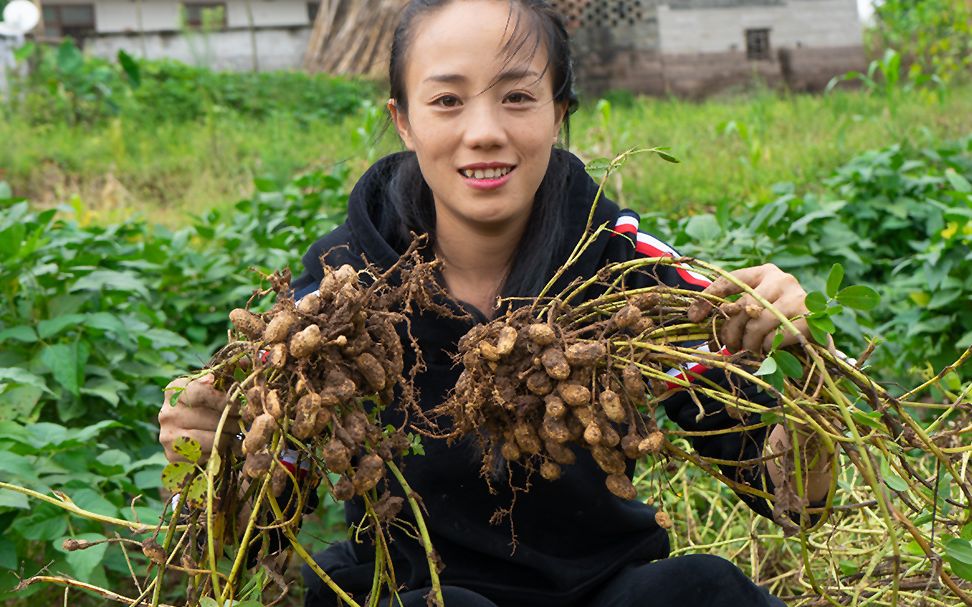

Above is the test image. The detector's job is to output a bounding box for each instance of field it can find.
[3,76,972,225]
[1,32,971,607]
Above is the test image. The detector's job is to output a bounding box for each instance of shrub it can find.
[655,136,972,384]
[0,165,349,603]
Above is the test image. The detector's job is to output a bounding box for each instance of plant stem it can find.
[16,576,178,607]
[265,491,363,607]
[0,482,166,534]
[386,461,444,607]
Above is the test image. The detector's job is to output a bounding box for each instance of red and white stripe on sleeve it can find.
[612,213,712,289]
[662,342,732,391]
[611,211,730,390]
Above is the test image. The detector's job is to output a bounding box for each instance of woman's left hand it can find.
[688,263,810,355]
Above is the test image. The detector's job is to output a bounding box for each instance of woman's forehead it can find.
[406,1,549,86]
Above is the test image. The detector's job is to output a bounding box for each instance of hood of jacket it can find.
[341,148,621,293]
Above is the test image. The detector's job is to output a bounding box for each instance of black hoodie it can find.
[292,151,773,606]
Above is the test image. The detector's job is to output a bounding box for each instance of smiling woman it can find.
[386,1,572,313]
[158,1,823,606]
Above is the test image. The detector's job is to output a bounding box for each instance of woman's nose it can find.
[461,101,508,149]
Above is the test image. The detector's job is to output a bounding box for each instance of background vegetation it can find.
[1,2,970,604]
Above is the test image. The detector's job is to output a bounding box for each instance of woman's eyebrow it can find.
[423,68,541,85]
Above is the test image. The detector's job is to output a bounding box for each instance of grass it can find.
[3,82,971,226]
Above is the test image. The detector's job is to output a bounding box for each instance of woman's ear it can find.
[387,99,415,151]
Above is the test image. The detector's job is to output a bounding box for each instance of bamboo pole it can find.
[303,0,404,76]
[243,0,259,72]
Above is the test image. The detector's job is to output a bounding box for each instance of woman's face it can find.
[389,0,565,233]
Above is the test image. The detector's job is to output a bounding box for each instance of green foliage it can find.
[0,418,167,601]
[0,166,349,603]
[656,136,972,383]
[127,59,372,124]
[871,0,972,86]
[8,40,377,126]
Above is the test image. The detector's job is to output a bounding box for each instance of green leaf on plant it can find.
[754,357,784,391]
[950,559,972,583]
[37,313,87,339]
[71,269,150,300]
[0,386,44,421]
[172,436,202,464]
[585,158,612,180]
[0,368,53,394]
[685,214,721,242]
[837,559,858,577]
[655,149,680,164]
[197,591,261,606]
[409,433,425,457]
[944,537,972,582]
[760,411,782,425]
[20,506,68,541]
[879,456,908,492]
[161,462,195,493]
[912,512,933,527]
[0,538,16,570]
[836,285,880,311]
[117,50,141,87]
[184,474,207,509]
[39,342,90,396]
[774,350,803,379]
[944,537,972,565]
[909,291,931,307]
[945,168,972,193]
[766,369,785,392]
[73,488,119,518]
[807,318,833,345]
[805,291,828,314]
[754,356,778,376]
[0,325,38,343]
[0,488,29,510]
[80,376,127,407]
[903,540,925,557]
[850,409,883,431]
[825,263,845,299]
[96,449,132,470]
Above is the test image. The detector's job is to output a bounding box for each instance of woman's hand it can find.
[688,263,810,355]
[159,374,241,464]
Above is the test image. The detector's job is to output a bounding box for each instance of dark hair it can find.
[378,0,579,300]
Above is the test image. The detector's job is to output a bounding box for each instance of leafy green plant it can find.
[656,136,972,384]
[0,165,350,604]
[870,0,972,87]
[827,49,908,117]
[8,42,377,127]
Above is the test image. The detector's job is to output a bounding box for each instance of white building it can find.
[39,0,321,71]
[35,0,866,95]
[554,0,867,96]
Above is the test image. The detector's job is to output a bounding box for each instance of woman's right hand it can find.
[159,374,241,464]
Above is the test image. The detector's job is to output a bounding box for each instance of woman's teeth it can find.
[461,167,513,179]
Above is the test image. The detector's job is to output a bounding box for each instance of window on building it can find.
[182,3,227,29]
[308,2,321,23]
[745,28,771,61]
[42,4,96,40]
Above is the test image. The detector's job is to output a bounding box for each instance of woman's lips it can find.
[460,167,516,191]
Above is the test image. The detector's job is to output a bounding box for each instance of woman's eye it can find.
[505,92,534,104]
[434,95,461,108]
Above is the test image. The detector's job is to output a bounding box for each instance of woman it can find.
[160,1,830,605]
